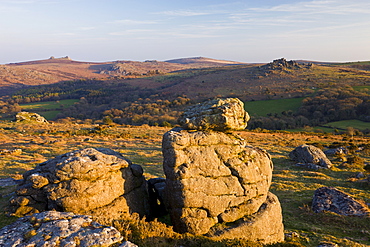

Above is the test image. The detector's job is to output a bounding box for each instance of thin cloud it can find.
[109,19,158,25]
[249,0,370,15]
[79,27,96,31]
[156,10,210,17]
[109,29,156,36]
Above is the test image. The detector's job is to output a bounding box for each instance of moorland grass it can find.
[244,98,304,117]
[0,121,369,246]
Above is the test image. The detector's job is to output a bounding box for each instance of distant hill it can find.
[1,56,370,101]
[165,57,247,66]
[0,56,248,95]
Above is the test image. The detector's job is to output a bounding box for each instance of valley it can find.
[0,56,369,246]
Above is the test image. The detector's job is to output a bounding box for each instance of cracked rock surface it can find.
[162,127,284,244]
[178,98,250,131]
[0,211,123,247]
[7,148,149,219]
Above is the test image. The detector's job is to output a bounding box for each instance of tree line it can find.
[248,86,370,131]
[0,79,369,130]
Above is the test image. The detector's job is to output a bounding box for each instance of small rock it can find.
[0,149,22,156]
[290,144,332,169]
[0,178,19,187]
[119,241,139,247]
[312,187,370,216]
[317,242,339,247]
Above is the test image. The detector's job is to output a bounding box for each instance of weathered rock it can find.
[15,111,48,123]
[317,242,339,247]
[178,98,250,131]
[207,192,284,244]
[119,241,139,247]
[0,178,19,187]
[163,127,283,243]
[0,211,123,247]
[312,187,370,216]
[324,147,348,156]
[8,148,149,219]
[0,148,22,156]
[290,144,332,169]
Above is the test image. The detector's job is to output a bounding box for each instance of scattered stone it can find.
[178,98,250,131]
[324,147,347,155]
[0,148,22,156]
[119,241,139,247]
[7,148,149,219]
[295,163,327,171]
[356,172,365,179]
[0,178,19,187]
[0,211,123,247]
[312,187,370,216]
[284,231,299,241]
[317,242,339,247]
[290,144,332,169]
[15,111,49,123]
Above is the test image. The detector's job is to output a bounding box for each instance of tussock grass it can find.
[0,121,369,246]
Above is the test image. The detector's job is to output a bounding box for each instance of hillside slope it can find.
[0,56,245,95]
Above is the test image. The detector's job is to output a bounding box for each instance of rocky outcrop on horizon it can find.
[162,98,284,244]
[261,58,313,71]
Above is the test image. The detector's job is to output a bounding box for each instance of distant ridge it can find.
[165,57,246,66]
[8,57,102,66]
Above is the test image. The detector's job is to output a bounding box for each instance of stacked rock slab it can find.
[8,148,149,219]
[163,98,284,244]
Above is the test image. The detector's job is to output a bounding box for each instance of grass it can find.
[19,99,79,120]
[353,86,370,93]
[20,99,79,110]
[244,98,304,117]
[0,121,369,246]
[322,120,370,131]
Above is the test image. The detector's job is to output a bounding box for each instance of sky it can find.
[1,0,370,64]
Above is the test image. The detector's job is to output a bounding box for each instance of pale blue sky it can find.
[1,0,369,64]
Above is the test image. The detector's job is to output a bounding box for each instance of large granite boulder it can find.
[7,148,149,219]
[0,211,123,247]
[178,98,250,131]
[290,144,332,169]
[312,187,370,216]
[15,111,49,123]
[162,127,284,244]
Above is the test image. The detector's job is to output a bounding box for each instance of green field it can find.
[20,99,79,110]
[19,99,79,120]
[244,97,304,117]
[323,120,370,131]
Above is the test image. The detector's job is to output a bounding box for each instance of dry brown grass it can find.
[0,121,369,246]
